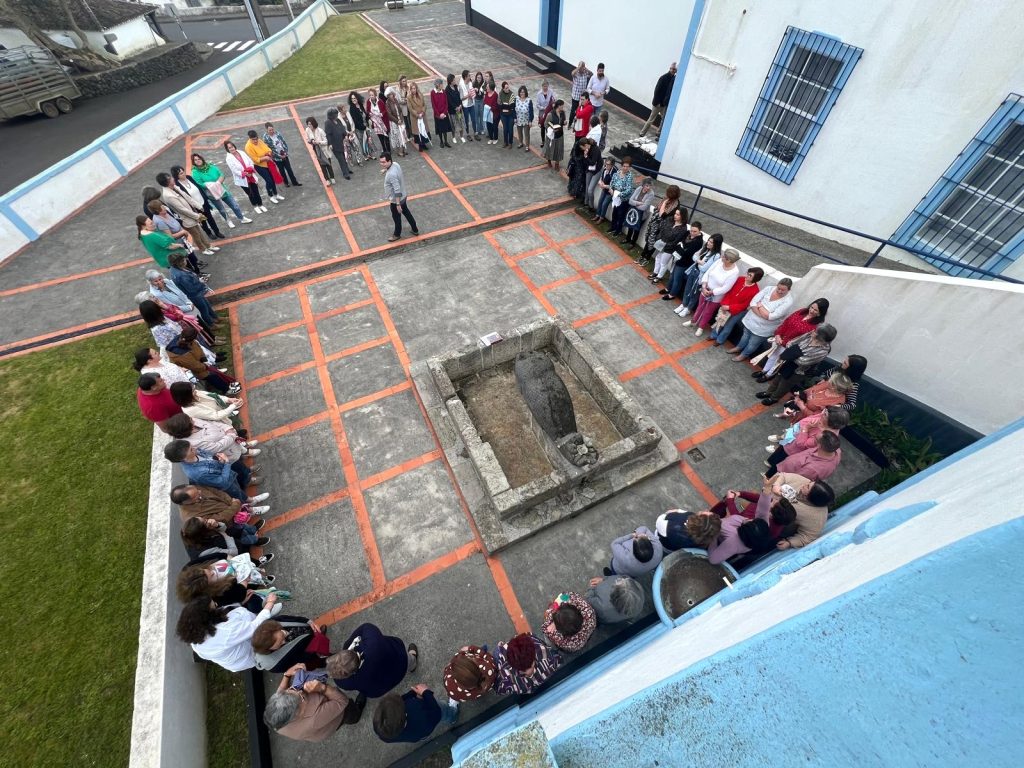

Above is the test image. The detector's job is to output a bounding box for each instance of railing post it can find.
[863,241,887,268]
[691,184,703,220]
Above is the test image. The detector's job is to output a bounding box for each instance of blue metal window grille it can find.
[736,28,863,184]
[892,94,1024,278]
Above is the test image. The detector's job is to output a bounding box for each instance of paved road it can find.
[0,15,291,196]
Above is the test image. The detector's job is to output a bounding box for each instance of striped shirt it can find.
[792,335,831,373]
[493,635,562,695]
[571,68,592,100]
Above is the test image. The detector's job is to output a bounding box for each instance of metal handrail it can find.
[628,163,1023,284]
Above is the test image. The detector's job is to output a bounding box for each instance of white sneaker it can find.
[209,246,220,252]
[677,308,691,317]
[695,328,704,336]
[218,367,228,372]
[227,220,236,229]
[249,492,270,503]
[241,216,253,223]
[257,206,266,213]
[461,136,467,143]
[202,249,215,255]
[275,193,284,201]
[251,505,270,515]
[246,440,260,447]
[767,435,780,443]
[765,445,776,453]
[682,320,693,327]
[247,448,262,457]
[270,196,280,204]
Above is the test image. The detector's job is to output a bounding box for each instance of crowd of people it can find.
[123,59,877,750]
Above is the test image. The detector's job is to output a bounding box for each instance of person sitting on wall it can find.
[542,591,597,653]
[264,663,366,742]
[176,593,278,672]
[766,431,843,482]
[709,489,799,544]
[585,574,646,624]
[252,618,332,673]
[655,510,722,552]
[327,622,418,698]
[493,633,562,695]
[769,473,835,550]
[605,525,664,578]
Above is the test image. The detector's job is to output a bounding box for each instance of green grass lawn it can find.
[0,325,155,767]
[225,14,429,110]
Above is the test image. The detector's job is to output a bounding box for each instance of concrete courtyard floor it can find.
[0,3,882,767]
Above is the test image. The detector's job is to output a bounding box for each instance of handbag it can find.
[206,180,225,199]
[546,125,555,140]
[417,116,430,140]
[483,104,493,123]
[653,238,667,251]
[314,143,332,165]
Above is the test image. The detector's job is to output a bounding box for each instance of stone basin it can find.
[654,549,740,625]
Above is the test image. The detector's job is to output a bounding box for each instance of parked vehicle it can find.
[0,45,80,120]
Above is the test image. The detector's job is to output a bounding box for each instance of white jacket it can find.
[702,262,741,301]
[224,150,257,188]
[175,177,206,209]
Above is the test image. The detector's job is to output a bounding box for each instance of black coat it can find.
[653,71,675,107]
[324,118,348,153]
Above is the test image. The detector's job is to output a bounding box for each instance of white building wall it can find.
[84,18,164,59]
[472,0,543,46]
[791,265,1024,435]
[660,0,1024,260]
[558,0,694,109]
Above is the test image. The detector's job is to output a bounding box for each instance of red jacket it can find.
[721,281,760,314]
[775,309,817,344]
[137,387,182,424]
[429,89,448,119]
[574,100,594,137]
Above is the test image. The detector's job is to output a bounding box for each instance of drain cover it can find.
[687,448,706,462]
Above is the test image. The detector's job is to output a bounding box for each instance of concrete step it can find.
[534,50,557,66]
[524,56,552,74]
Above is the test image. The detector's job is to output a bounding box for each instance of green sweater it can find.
[140,230,180,268]
[190,163,223,189]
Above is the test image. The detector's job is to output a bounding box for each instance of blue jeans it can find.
[234,523,259,548]
[734,326,768,359]
[597,190,612,219]
[711,310,746,345]
[501,114,514,145]
[474,99,484,132]
[230,458,251,498]
[667,262,688,297]
[210,191,245,221]
[682,268,701,309]
[610,199,629,233]
[464,104,480,135]
[253,165,277,197]
[195,294,218,327]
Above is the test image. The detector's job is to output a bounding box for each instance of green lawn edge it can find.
[224,15,429,111]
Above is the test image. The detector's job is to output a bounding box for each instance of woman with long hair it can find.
[304,116,335,186]
[346,91,376,160]
[223,140,266,213]
[407,81,429,152]
[190,153,252,228]
[430,78,453,148]
[364,87,391,155]
[755,299,831,380]
[170,381,242,427]
[177,594,279,672]
[385,90,408,157]
[445,73,464,143]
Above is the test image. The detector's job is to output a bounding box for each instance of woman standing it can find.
[543,99,566,170]
[261,122,301,188]
[731,279,794,361]
[385,91,408,157]
[137,214,188,269]
[243,130,282,203]
[408,82,429,152]
[459,70,480,139]
[445,73,464,143]
[514,85,533,150]
[304,117,335,186]
[338,104,364,167]
[685,248,742,337]
[566,138,591,201]
[676,232,723,314]
[648,208,688,282]
[364,88,391,156]
[430,78,453,148]
[497,81,515,148]
[473,71,486,134]
[397,75,412,137]
[224,141,266,213]
[482,82,499,144]
[172,165,224,241]
[347,92,375,160]
[190,154,252,228]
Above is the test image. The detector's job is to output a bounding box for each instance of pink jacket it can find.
[778,446,841,481]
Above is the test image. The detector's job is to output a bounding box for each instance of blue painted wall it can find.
[549,517,1024,768]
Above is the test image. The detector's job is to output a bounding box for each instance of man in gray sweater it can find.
[380,153,419,242]
[605,525,664,578]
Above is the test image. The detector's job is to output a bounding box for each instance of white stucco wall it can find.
[472,0,543,46]
[84,18,165,58]
[535,424,1024,740]
[659,0,1024,263]
[558,0,694,109]
[791,265,1024,435]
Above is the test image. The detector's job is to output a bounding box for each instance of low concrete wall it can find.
[129,429,206,768]
[790,264,1024,435]
[0,0,338,264]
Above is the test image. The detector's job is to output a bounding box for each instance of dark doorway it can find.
[545,0,561,49]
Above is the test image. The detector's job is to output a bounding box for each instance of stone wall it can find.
[75,43,203,99]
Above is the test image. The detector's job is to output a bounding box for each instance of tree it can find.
[0,0,113,72]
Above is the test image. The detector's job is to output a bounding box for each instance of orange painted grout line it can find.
[679,460,720,507]
[215,74,439,117]
[572,307,618,328]
[536,274,581,293]
[0,312,137,355]
[618,357,670,382]
[358,13,441,79]
[238,318,308,345]
[217,213,338,246]
[673,338,716,359]
[360,449,441,491]
[675,403,767,452]
[227,306,253,449]
[247,360,318,389]
[457,163,551,189]
[485,231,559,317]
[251,411,331,443]
[486,554,532,635]
[419,149,482,222]
[510,244,556,262]
[361,264,412,372]
[324,335,391,364]
[342,186,449,216]
[314,296,376,320]
[297,284,386,590]
[0,256,151,297]
[337,380,412,414]
[262,488,351,532]
[314,541,480,628]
